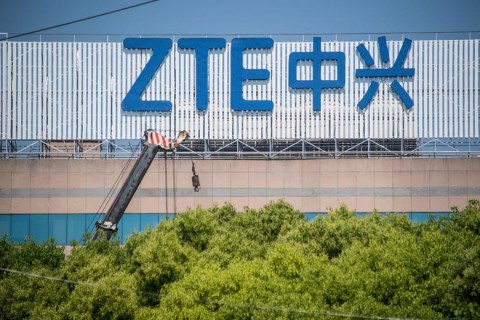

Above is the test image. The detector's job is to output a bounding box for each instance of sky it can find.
[0,0,480,41]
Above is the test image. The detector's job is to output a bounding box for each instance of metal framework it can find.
[2,137,479,159]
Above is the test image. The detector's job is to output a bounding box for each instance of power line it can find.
[0,266,415,320]
[0,266,158,297]
[1,0,160,41]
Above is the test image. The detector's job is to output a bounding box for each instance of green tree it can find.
[1,199,480,319]
[0,236,64,273]
[131,224,198,306]
[59,272,137,320]
[0,237,67,320]
[433,199,480,318]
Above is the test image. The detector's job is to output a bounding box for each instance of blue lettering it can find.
[289,37,346,111]
[178,38,226,111]
[121,38,173,112]
[230,38,274,111]
[356,37,415,110]
[119,36,416,113]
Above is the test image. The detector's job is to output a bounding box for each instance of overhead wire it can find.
[1,0,160,41]
[0,266,417,320]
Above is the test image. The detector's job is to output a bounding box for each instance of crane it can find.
[92,129,189,240]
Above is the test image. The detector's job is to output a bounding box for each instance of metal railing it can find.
[2,31,479,42]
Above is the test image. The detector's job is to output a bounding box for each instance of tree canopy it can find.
[1,199,479,319]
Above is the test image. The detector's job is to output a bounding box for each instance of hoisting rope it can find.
[172,151,177,214]
[164,150,168,215]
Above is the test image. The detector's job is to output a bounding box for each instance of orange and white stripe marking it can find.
[147,131,175,150]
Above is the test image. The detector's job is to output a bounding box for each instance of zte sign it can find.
[122,36,414,113]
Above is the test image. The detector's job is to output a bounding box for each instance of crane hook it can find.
[191,161,200,192]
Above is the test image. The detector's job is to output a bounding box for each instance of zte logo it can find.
[122,37,414,113]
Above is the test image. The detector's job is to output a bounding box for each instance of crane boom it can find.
[93,130,188,240]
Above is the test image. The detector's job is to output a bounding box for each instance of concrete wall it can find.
[1,158,480,215]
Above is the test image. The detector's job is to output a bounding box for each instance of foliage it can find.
[59,271,137,320]
[0,236,67,320]
[0,199,479,319]
[0,236,64,273]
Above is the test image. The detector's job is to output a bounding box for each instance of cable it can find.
[86,140,142,236]
[164,151,168,215]
[1,0,160,41]
[172,151,177,214]
[0,266,416,320]
[86,156,131,234]
[0,267,158,297]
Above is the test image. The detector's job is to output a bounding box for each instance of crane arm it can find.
[93,142,159,240]
[92,130,188,241]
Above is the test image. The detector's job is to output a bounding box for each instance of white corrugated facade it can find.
[1,38,479,140]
